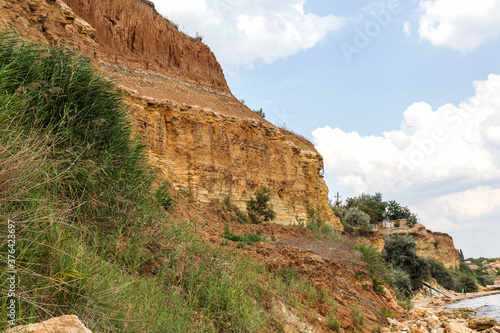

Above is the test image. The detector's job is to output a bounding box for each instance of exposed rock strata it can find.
[365,224,460,268]
[0,0,97,58]
[62,0,229,94]
[57,0,341,228]
[128,95,341,227]
[1,0,341,228]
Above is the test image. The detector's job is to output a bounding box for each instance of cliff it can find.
[0,0,97,55]
[364,224,461,268]
[53,0,341,228]
[127,94,337,224]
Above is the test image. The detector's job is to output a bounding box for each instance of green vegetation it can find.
[352,304,365,330]
[327,310,340,331]
[246,187,276,223]
[0,32,327,332]
[331,192,418,227]
[383,235,430,292]
[221,224,264,245]
[343,207,370,226]
[356,244,389,294]
[425,257,455,290]
[253,108,265,118]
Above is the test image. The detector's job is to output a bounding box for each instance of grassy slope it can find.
[0,32,329,332]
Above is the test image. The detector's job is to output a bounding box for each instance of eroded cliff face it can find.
[127,93,339,225]
[364,224,460,268]
[51,0,341,228]
[0,0,97,56]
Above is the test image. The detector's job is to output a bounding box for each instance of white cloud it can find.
[152,0,345,70]
[313,74,500,247]
[435,186,500,220]
[418,0,500,52]
[402,21,411,37]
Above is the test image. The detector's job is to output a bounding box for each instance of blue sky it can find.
[151,0,500,258]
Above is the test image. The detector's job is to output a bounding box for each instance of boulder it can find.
[468,317,497,331]
[5,315,92,333]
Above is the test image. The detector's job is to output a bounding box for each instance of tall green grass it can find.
[0,31,325,332]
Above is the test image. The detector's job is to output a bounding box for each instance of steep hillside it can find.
[364,224,461,268]
[59,0,341,228]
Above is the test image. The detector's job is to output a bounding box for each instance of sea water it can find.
[442,294,500,321]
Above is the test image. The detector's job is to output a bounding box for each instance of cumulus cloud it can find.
[314,74,500,199]
[313,74,500,248]
[418,0,500,52]
[152,0,345,70]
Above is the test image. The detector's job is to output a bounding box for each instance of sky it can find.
[151,0,500,259]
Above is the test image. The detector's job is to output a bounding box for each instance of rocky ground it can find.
[384,287,500,333]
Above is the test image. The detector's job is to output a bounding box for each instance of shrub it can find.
[425,257,455,290]
[454,272,479,292]
[327,311,340,331]
[278,266,299,283]
[246,187,276,223]
[156,182,176,211]
[477,274,494,287]
[220,226,264,245]
[343,207,370,226]
[383,234,430,294]
[356,244,389,294]
[253,108,265,118]
[223,193,232,211]
[389,268,413,300]
[237,211,248,224]
[352,305,365,329]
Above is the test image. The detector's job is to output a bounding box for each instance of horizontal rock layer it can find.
[128,94,342,228]
[366,224,461,268]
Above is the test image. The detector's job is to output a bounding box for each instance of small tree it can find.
[382,234,430,294]
[246,187,276,224]
[343,207,370,226]
[253,108,265,118]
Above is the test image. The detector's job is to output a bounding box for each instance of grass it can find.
[0,31,328,332]
[352,304,365,330]
[327,311,340,331]
[220,224,264,245]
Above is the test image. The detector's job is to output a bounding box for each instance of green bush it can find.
[237,211,248,224]
[327,310,340,331]
[383,234,430,294]
[454,272,479,293]
[425,257,455,290]
[343,207,370,226]
[246,187,276,223]
[356,244,389,294]
[477,274,494,287]
[389,268,413,300]
[352,305,365,329]
[156,182,176,211]
[220,225,264,245]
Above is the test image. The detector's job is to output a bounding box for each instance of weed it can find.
[220,225,264,245]
[372,324,382,332]
[380,308,395,318]
[278,265,299,283]
[352,305,365,329]
[237,211,248,224]
[327,310,340,331]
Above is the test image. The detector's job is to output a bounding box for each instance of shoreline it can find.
[413,285,500,308]
[383,286,500,332]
